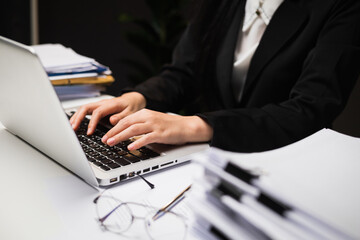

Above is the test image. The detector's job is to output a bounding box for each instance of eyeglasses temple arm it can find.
[137,173,155,189]
[98,202,125,223]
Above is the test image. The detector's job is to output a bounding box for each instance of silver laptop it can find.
[0,35,208,187]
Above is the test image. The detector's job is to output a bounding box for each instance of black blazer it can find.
[129,0,360,152]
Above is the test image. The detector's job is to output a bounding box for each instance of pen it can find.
[152,184,192,220]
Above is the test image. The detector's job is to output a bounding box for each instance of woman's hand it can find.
[101,109,213,150]
[70,92,146,135]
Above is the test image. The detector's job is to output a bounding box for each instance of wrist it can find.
[185,116,213,143]
[121,92,146,109]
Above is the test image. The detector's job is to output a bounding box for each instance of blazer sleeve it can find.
[199,0,360,152]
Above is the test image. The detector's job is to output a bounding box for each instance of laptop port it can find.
[120,174,127,181]
[110,177,118,183]
[143,168,150,173]
[152,165,159,170]
[136,171,141,175]
[128,172,135,177]
[160,161,173,167]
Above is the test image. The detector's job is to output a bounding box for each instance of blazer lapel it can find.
[243,0,309,100]
[216,0,246,108]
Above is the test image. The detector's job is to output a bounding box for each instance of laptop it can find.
[0,35,208,187]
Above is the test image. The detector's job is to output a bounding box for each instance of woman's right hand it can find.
[69,92,146,135]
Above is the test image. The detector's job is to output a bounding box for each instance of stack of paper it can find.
[188,129,360,240]
[32,44,114,100]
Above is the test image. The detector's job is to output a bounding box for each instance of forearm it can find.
[183,116,213,143]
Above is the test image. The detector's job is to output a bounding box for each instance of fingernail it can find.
[102,135,108,143]
[107,138,115,146]
[110,116,117,122]
[72,124,76,129]
[87,128,91,135]
[128,143,135,150]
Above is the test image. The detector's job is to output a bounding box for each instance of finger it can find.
[70,110,84,125]
[127,133,156,150]
[69,112,77,125]
[87,106,113,135]
[69,108,84,124]
[71,105,97,131]
[105,123,151,146]
[103,111,146,142]
[109,110,132,125]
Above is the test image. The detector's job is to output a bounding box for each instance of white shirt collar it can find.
[243,0,284,32]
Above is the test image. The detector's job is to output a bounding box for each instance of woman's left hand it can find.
[101,109,213,150]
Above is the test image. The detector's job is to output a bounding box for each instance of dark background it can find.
[1,0,155,95]
[1,0,359,137]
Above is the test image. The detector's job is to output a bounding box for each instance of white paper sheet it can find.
[32,44,94,70]
[201,129,360,239]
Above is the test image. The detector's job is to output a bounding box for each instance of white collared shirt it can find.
[232,0,284,102]
[243,0,284,31]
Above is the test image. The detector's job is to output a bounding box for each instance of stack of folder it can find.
[188,129,360,240]
[32,44,114,101]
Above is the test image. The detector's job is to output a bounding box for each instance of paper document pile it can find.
[32,44,114,100]
[189,129,360,240]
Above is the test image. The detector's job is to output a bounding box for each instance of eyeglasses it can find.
[93,193,188,240]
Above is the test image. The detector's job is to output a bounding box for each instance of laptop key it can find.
[99,158,112,165]
[129,150,150,160]
[102,144,117,151]
[116,139,133,149]
[89,143,98,148]
[89,152,101,158]
[114,157,131,166]
[107,162,121,169]
[93,161,103,167]
[94,155,106,161]
[106,153,119,159]
[101,150,111,156]
[100,165,111,171]
[86,156,97,162]
[117,150,128,156]
[122,153,140,163]
[139,148,160,158]
[94,146,103,151]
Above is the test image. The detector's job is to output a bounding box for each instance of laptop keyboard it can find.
[73,116,160,171]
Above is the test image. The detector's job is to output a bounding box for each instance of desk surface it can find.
[0,96,201,240]
[2,96,359,240]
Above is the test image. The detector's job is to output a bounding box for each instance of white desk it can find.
[0,96,202,240]
[2,96,359,240]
